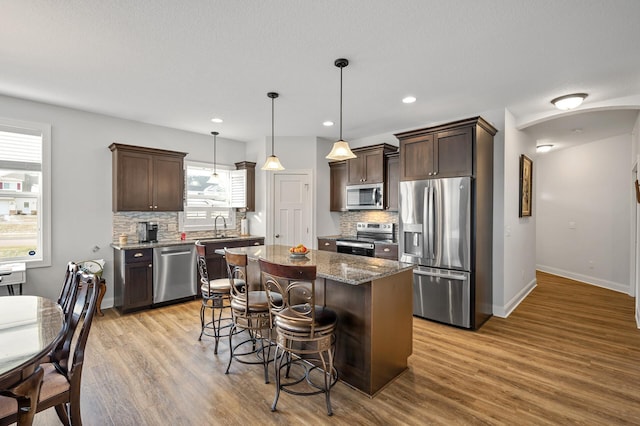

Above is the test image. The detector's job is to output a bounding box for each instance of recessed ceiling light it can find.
[323,121,334,127]
[402,96,417,104]
[537,144,554,153]
[550,93,587,111]
[211,117,223,123]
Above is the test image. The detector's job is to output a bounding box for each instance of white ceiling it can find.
[1,1,639,144]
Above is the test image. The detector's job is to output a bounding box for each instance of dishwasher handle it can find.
[160,250,192,257]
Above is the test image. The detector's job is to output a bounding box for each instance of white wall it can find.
[495,109,538,317]
[536,134,632,293]
[631,112,640,326]
[0,94,247,306]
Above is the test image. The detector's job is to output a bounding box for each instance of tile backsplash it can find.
[112,211,245,243]
[339,211,399,240]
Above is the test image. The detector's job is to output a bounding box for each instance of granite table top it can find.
[218,244,415,285]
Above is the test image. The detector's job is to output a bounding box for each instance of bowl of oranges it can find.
[289,244,309,258]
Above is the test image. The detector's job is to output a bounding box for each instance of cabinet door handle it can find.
[253,242,260,245]
[148,264,152,268]
[324,242,330,246]
[134,252,143,258]
[149,205,153,209]
[383,248,390,252]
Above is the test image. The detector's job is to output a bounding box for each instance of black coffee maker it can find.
[137,221,158,243]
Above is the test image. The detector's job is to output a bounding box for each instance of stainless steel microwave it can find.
[346,183,384,210]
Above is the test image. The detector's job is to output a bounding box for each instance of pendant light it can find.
[261,92,285,171]
[326,58,357,161]
[207,131,220,183]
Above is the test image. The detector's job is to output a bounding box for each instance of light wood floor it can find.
[31,271,640,425]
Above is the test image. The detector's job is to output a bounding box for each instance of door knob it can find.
[275,234,280,238]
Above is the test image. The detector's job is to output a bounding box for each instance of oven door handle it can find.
[336,241,375,249]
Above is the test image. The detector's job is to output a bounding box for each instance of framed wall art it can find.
[519,154,533,217]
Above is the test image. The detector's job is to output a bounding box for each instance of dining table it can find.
[0,295,64,394]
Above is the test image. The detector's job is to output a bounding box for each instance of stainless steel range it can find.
[336,222,395,257]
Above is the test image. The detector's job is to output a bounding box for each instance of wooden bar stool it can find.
[259,258,338,416]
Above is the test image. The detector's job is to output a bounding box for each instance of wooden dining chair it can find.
[0,271,101,426]
[0,366,44,426]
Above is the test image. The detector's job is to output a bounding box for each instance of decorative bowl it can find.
[289,251,309,259]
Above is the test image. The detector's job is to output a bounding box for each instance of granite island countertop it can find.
[111,235,265,250]
[218,244,414,285]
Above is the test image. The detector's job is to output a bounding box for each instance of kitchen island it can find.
[219,244,415,396]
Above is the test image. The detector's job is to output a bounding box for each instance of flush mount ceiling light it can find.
[207,131,220,183]
[550,93,588,111]
[261,92,285,171]
[326,58,357,161]
[211,117,223,123]
[402,96,417,104]
[323,121,334,127]
[536,144,554,153]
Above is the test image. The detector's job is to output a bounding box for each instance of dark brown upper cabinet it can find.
[233,161,256,212]
[329,161,347,212]
[110,143,186,212]
[346,144,397,185]
[385,151,399,211]
[395,117,497,181]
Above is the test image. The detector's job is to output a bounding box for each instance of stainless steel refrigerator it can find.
[400,177,491,329]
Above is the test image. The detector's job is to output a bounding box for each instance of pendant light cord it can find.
[339,65,343,141]
[271,95,275,155]
[211,131,218,175]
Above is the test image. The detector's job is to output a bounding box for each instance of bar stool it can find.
[258,258,338,416]
[195,241,240,354]
[224,250,274,383]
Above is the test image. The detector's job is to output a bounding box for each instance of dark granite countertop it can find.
[219,244,414,285]
[111,235,265,250]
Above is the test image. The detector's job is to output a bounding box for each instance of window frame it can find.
[0,117,51,267]
[181,160,236,232]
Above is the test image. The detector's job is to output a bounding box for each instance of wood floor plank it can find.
[28,271,640,425]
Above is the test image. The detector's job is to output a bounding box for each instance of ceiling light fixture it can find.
[261,92,285,171]
[550,93,588,111]
[211,117,223,123]
[402,96,417,104]
[323,121,334,127]
[207,131,220,183]
[326,58,357,161]
[536,144,554,153]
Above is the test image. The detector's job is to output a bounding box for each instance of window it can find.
[0,118,51,266]
[181,161,236,231]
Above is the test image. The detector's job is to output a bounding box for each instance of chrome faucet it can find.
[214,215,227,237]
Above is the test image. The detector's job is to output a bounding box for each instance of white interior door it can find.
[273,172,312,248]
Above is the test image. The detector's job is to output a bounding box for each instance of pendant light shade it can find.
[326,58,357,161]
[261,92,285,171]
[207,131,220,183]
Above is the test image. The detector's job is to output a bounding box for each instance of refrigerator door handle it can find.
[414,269,468,281]
[428,186,435,260]
[423,186,431,259]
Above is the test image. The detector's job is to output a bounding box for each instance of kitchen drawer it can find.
[124,248,153,263]
[318,238,337,252]
[374,243,398,260]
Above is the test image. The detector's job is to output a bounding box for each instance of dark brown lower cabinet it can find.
[114,248,153,313]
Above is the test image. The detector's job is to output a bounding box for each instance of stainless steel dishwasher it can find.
[153,245,197,304]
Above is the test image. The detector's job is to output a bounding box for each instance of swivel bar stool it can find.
[195,241,240,354]
[224,250,274,383]
[259,258,338,416]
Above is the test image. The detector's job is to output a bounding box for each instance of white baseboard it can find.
[536,264,630,294]
[101,296,114,310]
[493,277,537,318]
[637,305,640,329]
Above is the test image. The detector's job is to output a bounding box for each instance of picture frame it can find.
[519,154,533,217]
